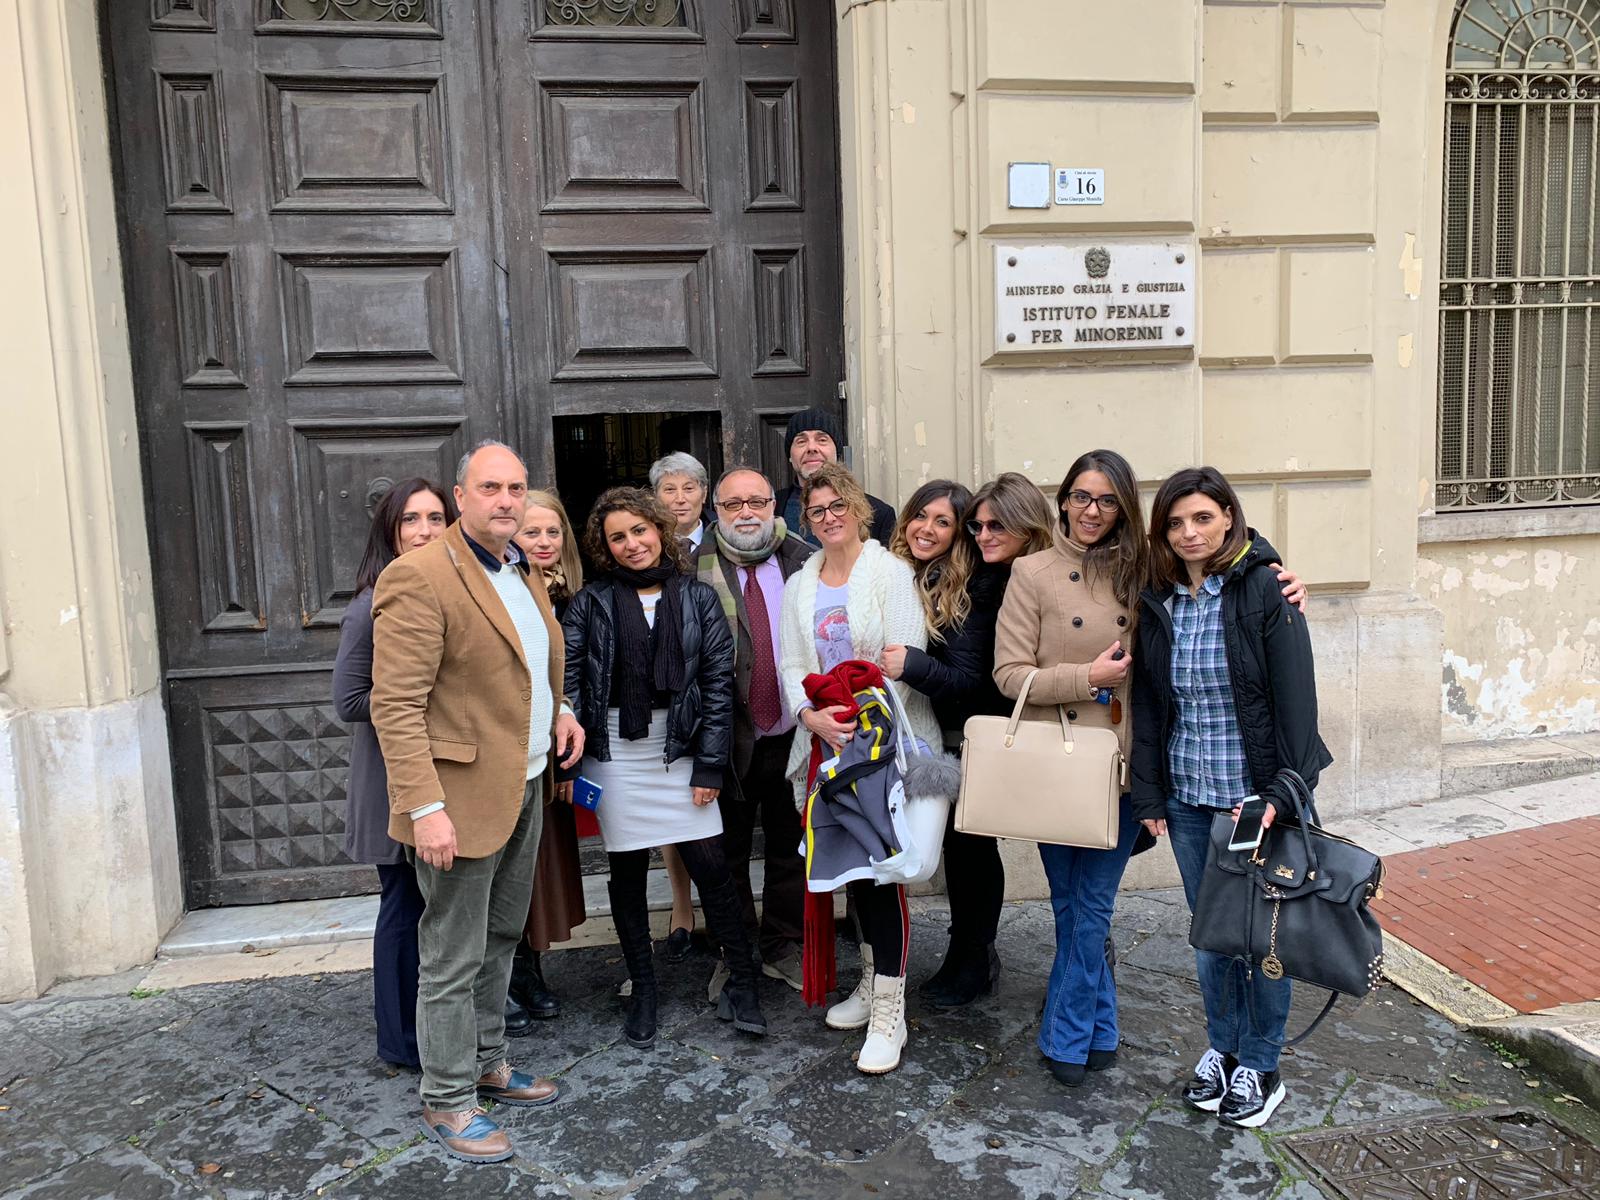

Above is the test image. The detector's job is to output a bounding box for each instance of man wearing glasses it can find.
[695,467,814,993]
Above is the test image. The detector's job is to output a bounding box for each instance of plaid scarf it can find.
[695,519,788,661]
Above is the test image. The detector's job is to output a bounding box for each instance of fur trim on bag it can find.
[900,750,961,803]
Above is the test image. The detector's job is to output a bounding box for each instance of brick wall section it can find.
[1374,816,1600,1014]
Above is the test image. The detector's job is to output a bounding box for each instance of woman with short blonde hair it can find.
[780,463,938,1074]
[800,462,875,543]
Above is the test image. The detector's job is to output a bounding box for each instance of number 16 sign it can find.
[1055,168,1104,206]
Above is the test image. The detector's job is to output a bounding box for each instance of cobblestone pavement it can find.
[3,890,1592,1199]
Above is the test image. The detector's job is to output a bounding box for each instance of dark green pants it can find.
[411,779,544,1111]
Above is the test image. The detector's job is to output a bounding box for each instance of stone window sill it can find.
[1418,505,1600,544]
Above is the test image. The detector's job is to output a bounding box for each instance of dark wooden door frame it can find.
[101,0,845,908]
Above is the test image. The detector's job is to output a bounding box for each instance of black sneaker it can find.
[1181,1048,1237,1112]
[1217,1066,1287,1128]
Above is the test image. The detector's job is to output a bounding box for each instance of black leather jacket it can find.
[561,575,735,789]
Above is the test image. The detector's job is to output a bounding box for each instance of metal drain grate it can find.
[1281,1109,1598,1199]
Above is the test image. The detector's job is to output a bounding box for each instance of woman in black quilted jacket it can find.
[1130,466,1331,1131]
[561,487,764,1050]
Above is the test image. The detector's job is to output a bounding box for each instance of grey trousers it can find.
[411,778,544,1112]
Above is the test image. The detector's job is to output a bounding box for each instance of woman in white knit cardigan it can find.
[779,463,939,1074]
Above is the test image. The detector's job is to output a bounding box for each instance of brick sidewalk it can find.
[1374,814,1600,1013]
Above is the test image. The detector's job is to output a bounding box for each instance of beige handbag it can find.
[955,669,1126,848]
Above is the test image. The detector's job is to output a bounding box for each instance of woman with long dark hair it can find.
[502,490,587,1029]
[995,451,1309,1090]
[334,477,458,1070]
[880,474,1053,1008]
[1132,467,1329,1129]
[992,451,1152,1087]
[561,488,765,1049]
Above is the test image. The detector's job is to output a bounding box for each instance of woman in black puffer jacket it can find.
[1130,466,1330,1131]
[562,487,762,1051]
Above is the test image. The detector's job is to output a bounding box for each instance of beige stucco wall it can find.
[1418,522,1600,740]
[0,0,180,999]
[835,0,1458,841]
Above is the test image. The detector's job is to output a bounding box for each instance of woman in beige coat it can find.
[994,450,1308,1089]
[992,450,1148,1088]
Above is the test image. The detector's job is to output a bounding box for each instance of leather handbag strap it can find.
[1283,990,1340,1047]
[1268,767,1322,882]
[1004,668,1072,748]
[1236,965,1341,1048]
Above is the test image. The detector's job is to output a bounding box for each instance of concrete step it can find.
[1440,731,1600,798]
[157,863,763,959]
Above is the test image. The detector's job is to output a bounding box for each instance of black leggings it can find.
[609,836,732,900]
[943,816,1005,948]
[847,880,909,978]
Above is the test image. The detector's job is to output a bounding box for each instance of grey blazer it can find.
[333,588,405,866]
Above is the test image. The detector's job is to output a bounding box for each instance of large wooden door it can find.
[493,0,844,484]
[105,0,845,907]
[106,1,507,906]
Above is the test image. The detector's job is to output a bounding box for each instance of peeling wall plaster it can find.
[1418,533,1600,738]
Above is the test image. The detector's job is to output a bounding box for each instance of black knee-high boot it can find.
[608,879,657,1049]
[509,942,559,1019]
[700,878,767,1036]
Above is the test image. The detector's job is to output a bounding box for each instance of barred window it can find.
[1437,0,1600,509]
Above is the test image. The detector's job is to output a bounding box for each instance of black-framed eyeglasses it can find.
[965,518,1010,536]
[715,496,774,515]
[1064,490,1120,513]
[804,498,851,523]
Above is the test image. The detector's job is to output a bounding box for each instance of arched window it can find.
[1438,0,1600,508]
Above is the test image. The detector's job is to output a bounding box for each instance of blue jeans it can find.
[1165,798,1292,1073]
[1036,795,1140,1064]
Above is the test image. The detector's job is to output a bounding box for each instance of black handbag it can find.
[1187,769,1386,1043]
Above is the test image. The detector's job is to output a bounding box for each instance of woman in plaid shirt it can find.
[1130,466,1331,1131]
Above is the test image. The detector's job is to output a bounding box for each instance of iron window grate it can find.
[1437,0,1600,509]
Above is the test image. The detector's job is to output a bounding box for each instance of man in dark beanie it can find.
[773,407,897,548]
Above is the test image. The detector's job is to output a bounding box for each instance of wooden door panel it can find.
[108,0,842,906]
[107,0,502,905]
[263,74,454,213]
[495,0,843,475]
[290,420,467,628]
[539,81,710,212]
[549,247,718,380]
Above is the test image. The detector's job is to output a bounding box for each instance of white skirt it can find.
[584,708,723,853]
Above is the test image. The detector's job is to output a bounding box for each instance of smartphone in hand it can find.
[1228,796,1269,851]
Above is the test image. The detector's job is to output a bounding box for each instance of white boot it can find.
[825,945,875,1030]
[856,974,908,1075]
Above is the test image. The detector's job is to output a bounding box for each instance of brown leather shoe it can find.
[476,1061,560,1108]
[420,1106,513,1163]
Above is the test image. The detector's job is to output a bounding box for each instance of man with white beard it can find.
[696,466,815,993]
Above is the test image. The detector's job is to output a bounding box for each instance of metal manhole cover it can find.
[1281,1109,1598,1199]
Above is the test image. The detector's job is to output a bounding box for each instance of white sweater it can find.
[483,561,554,781]
[778,539,939,793]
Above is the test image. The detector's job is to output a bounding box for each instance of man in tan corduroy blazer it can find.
[371,441,583,1165]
